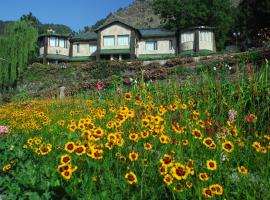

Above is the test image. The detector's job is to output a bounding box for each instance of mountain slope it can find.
[88,0,242,31]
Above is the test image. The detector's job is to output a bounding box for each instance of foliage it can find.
[0,64,269,199]
[20,12,42,28]
[152,0,234,50]
[0,21,38,92]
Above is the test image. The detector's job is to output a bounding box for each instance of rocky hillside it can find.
[88,0,242,30]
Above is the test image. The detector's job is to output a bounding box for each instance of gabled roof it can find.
[95,20,137,32]
[139,28,175,38]
[38,33,71,39]
[71,32,97,41]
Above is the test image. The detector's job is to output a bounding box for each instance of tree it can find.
[237,0,270,46]
[153,0,234,50]
[20,12,41,28]
[0,21,38,92]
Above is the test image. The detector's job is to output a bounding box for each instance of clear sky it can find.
[0,0,134,31]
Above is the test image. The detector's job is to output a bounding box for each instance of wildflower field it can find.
[0,63,270,199]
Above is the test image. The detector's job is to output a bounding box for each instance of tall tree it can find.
[153,0,234,50]
[20,12,41,28]
[0,21,38,91]
[237,0,270,46]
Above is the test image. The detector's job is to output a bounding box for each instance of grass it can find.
[0,61,269,199]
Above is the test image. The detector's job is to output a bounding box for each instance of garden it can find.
[0,60,269,200]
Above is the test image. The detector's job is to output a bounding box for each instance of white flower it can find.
[213,67,217,71]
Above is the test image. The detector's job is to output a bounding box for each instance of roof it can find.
[100,49,130,55]
[71,32,97,41]
[95,20,137,32]
[182,26,214,32]
[38,33,71,39]
[139,28,175,38]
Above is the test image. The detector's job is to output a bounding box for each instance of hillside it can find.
[12,49,267,100]
[88,0,242,31]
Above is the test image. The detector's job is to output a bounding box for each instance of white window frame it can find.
[145,41,158,51]
[89,45,97,53]
[117,35,129,46]
[103,36,115,47]
[59,38,65,48]
[49,37,56,47]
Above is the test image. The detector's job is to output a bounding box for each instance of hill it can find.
[88,0,243,31]
[0,19,72,35]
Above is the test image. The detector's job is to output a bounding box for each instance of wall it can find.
[136,37,176,56]
[100,24,131,49]
[72,42,96,57]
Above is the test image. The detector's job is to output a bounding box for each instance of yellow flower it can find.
[181,104,187,110]
[141,119,150,127]
[144,142,153,150]
[129,133,139,142]
[207,160,217,171]
[160,154,174,167]
[202,188,213,198]
[203,137,216,149]
[199,172,209,181]
[64,142,76,153]
[182,139,189,146]
[159,166,168,175]
[209,184,223,196]
[125,172,137,184]
[60,154,71,164]
[238,166,248,174]
[68,123,77,132]
[75,145,86,156]
[163,174,173,185]
[159,134,170,144]
[171,163,188,180]
[124,92,132,101]
[2,164,11,172]
[61,169,72,180]
[186,181,193,188]
[57,120,65,126]
[222,141,234,153]
[192,128,203,139]
[129,151,139,161]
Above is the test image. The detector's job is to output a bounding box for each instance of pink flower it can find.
[0,126,9,136]
[96,82,104,91]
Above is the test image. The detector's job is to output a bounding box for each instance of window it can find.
[89,45,97,53]
[117,35,129,46]
[49,37,67,48]
[49,37,56,47]
[103,36,115,47]
[200,32,212,42]
[145,41,158,51]
[169,40,173,50]
[59,39,65,48]
[181,33,194,43]
[77,44,80,53]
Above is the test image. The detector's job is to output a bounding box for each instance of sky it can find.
[0,0,134,31]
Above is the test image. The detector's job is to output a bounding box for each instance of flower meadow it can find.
[0,66,270,199]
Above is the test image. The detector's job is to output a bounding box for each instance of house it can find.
[38,20,216,64]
